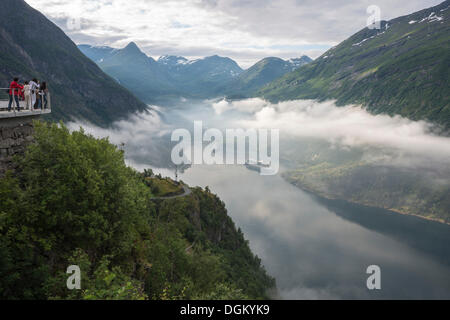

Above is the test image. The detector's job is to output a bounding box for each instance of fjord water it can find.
[75,100,450,299]
[177,165,450,299]
[176,165,450,299]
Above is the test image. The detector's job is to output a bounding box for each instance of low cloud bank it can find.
[67,98,449,173]
[67,108,175,168]
[213,98,450,167]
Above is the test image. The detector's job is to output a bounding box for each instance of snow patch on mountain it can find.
[419,12,444,23]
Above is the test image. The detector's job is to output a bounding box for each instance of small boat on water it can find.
[244,159,271,173]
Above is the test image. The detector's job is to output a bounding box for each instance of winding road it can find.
[150,184,192,200]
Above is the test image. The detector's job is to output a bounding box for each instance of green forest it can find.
[0,122,275,300]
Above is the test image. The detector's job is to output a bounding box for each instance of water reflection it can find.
[178,165,450,299]
[315,196,450,266]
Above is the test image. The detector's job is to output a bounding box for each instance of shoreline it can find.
[286,180,450,227]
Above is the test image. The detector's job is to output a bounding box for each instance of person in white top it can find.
[29,78,39,109]
[23,81,31,111]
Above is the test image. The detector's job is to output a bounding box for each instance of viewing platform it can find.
[0,87,51,123]
[1,87,52,173]
[0,106,51,119]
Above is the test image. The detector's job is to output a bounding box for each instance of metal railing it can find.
[0,87,51,114]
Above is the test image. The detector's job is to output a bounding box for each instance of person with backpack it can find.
[8,77,21,112]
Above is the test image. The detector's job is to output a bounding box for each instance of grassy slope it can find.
[260,1,450,128]
[284,161,450,224]
[277,137,450,223]
[223,58,296,97]
[144,177,185,197]
[221,57,312,98]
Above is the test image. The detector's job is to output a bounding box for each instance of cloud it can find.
[63,94,450,187]
[24,0,443,67]
[68,97,450,174]
[213,97,266,114]
[213,98,450,167]
[66,107,177,167]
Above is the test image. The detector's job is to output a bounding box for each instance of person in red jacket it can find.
[8,78,21,112]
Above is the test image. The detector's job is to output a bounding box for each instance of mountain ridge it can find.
[79,43,244,101]
[79,42,312,101]
[221,55,312,98]
[259,0,450,128]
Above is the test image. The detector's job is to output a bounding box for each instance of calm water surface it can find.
[172,165,450,299]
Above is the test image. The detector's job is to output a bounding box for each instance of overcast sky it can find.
[25,0,443,68]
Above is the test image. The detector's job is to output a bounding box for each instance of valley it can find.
[73,101,450,299]
[1,0,449,301]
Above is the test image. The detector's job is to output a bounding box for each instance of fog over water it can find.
[71,98,450,170]
[68,98,450,299]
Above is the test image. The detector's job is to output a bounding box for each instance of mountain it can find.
[79,44,244,101]
[0,0,147,126]
[260,1,450,128]
[157,55,190,73]
[222,56,312,97]
[77,45,117,63]
[81,43,176,102]
[80,43,313,101]
[288,56,314,69]
[167,55,244,97]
